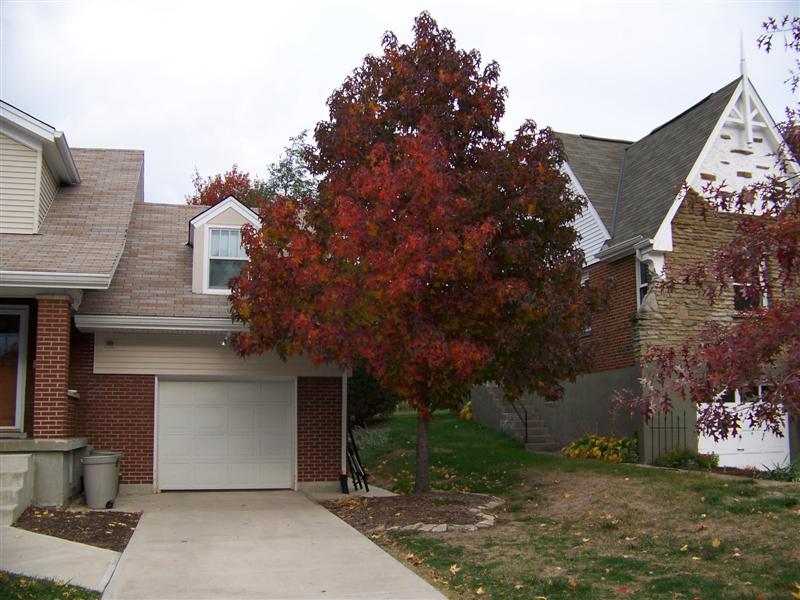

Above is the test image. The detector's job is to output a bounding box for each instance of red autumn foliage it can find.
[621,16,800,441]
[185,164,264,207]
[229,13,592,491]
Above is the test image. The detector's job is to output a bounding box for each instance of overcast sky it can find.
[1,0,797,204]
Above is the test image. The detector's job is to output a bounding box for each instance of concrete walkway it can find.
[0,526,120,591]
[105,490,444,600]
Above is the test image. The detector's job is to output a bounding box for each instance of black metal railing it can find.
[510,401,528,444]
[346,428,370,492]
[648,409,688,462]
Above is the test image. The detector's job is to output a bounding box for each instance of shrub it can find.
[347,365,400,426]
[459,400,474,420]
[762,461,800,482]
[563,434,638,463]
[653,448,719,470]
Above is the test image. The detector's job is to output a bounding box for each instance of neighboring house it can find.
[0,101,346,515]
[473,68,799,469]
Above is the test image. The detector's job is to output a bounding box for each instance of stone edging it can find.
[383,496,504,533]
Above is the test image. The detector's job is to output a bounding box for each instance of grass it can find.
[0,571,99,600]
[356,411,800,600]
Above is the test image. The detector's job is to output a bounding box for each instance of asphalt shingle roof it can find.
[558,77,741,247]
[0,148,143,276]
[611,77,741,244]
[79,203,231,319]
[557,133,631,231]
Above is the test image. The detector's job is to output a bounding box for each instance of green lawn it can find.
[0,571,99,600]
[355,411,800,600]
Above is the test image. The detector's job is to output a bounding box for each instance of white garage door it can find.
[158,380,294,490]
[697,388,790,470]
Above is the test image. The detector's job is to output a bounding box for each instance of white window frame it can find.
[0,305,29,433]
[203,225,248,295]
[581,273,591,335]
[636,258,650,309]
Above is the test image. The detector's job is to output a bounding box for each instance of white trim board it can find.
[74,314,247,333]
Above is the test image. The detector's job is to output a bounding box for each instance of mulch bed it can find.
[323,491,493,531]
[14,506,141,552]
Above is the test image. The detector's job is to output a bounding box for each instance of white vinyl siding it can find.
[38,159,58,228]
[574,205,609,266]
[0,132,38,234]
[94,332,342,378]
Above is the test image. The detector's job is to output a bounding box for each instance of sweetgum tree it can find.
[624,16,799,441]
[230,12,590,492]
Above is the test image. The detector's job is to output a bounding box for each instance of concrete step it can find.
[525,442,560,453]
[526,434,555,444]
[0,471,26,488]
[0,483,23,505]
[0,503,21,527]
[527,427,552,436]
[0,453,33,527]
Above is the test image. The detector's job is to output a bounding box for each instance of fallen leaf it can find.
[476,586,485,595]
[680,544,689,552]
[711,538,721,548]
[563,492,572,499]
[568,577,578,588]
[691,556,701,561]
[514,584,524,589]
[449,564,460,575]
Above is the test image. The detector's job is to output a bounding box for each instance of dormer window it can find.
[208,227,248,290]
[189,196,260,296]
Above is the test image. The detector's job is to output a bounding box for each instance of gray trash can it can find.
[88,449,122,496]
[81,452,120,509]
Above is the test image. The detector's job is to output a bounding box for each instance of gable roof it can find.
[610,77,742,245]
[556,78,744,256]
[0,148,143,288]
[557,133,631,231]
[0,100,80,184]
[78,203,232,319]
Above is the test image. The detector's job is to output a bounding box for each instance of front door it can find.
[0,306,29,431]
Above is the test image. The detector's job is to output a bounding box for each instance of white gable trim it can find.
[564,163,611,239]
[189,196,260,230]
[0,101,80,184]
[652,80,742,252]
[652,78,796,253]
[563,162,611,266]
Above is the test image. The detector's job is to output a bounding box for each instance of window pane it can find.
[209,259,247,289]
[210,229,220,257]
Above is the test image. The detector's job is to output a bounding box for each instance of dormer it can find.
[189,196,260,295]
[0,101,81,234]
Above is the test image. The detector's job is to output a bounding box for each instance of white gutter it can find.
[0,270,111,289]
[53,132,81,184]
[74,314,248,333]
[594,235,644,262]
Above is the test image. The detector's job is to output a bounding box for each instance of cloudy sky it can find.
[1,1,797,204]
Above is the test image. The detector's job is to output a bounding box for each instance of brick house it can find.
[473,72,799,469]
[0,101,346,513]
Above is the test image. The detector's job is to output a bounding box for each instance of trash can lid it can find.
[81,454,118,465]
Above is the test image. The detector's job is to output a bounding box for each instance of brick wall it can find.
[297,376,342,482]
[68,333,341,485]
[70,331,155,484]
[584,255,638,372]
[32,297,77,437]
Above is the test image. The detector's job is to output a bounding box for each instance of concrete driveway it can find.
[104,491,444,600]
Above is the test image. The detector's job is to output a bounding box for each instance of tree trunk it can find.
[414,413,430,494]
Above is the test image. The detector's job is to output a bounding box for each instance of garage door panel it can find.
[158,380,294,490]
[229,406,257,432]
[260,435,291,458]
[159,434,195,458]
